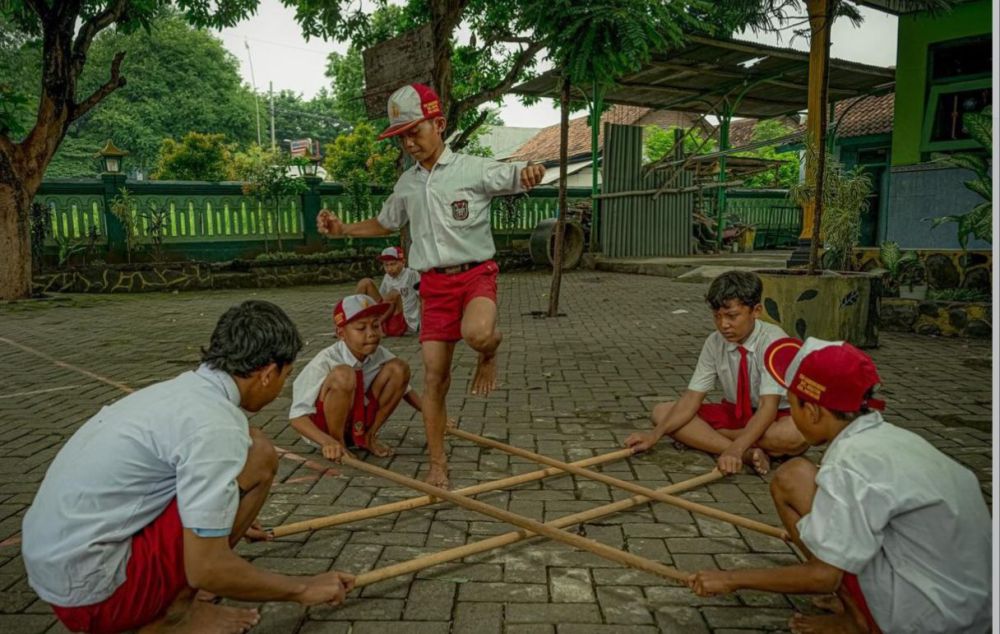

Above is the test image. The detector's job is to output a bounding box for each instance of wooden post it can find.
[547,75,571,317]
[269,448,633,538]
[801,0,833,273]
[447,428,788,540]
[354,469,724,588]
[339,454,690,582]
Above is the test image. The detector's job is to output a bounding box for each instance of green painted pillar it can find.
[589,86,604,254]
[301,175,324,248]
[100,172,128,261]
[714,110,731,252]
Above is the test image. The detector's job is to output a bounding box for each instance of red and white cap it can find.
[764,337,885,413]
[378,83,443,140]
[333,294,391,328]
[377,246,404,262]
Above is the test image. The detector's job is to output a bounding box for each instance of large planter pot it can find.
[755,269,882,348]
[529,218,585,270]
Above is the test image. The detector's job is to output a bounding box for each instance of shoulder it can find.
[756,320,788,343]
[373,345,397,364]
[701,330,724,351]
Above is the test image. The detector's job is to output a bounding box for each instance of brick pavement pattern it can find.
[0,271,992,633]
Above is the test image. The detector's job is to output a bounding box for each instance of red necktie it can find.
[351,369,368,448]
[735,346,752,423]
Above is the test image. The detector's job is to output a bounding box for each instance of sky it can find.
[215,3,899,129]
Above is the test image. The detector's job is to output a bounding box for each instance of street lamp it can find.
[97,140,128,174]
[299,150,322,178]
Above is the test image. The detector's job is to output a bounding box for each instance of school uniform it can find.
[798,411,992,633]
[379,267,421,336]
[687,320,790,428]
[290,340,398,449]
[376,148,527,342]
[22,365,251,633]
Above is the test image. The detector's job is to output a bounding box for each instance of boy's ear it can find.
[260,362,279,386]
[336,325,346,340]
[750,303,763,318]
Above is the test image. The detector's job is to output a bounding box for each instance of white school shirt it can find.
[289,340,397,419]
[798,411,992,633]
[22,365,251,607]
[376,148,528,271]
[379,267,421,331]
[687,320,789,408]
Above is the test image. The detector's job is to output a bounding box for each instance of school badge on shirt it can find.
[451,200,469,221]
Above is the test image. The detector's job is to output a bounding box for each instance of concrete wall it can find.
[892,0,992,166]
[884,163,990,249]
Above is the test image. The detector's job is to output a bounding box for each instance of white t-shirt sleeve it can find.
[480,159,527,196]
[376,190,408,231]
[797,465,891,574]
[289,357,330,419]
[758,329,788,397]
[408,269,421,289]
[687,337,717,393]
[175,427,250,533]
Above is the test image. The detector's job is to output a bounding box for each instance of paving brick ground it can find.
[0,270,992,633]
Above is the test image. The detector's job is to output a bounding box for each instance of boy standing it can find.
[356,246,421,337]
[689,337,992,634]
[22,301,355,634]
[290,294,428,459]
[625,271,807,475]
[316,83,545,487]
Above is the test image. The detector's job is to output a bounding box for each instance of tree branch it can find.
[72,0,129,75]
[23,0,51,22]
[448,41,544,124]
[449,108,490,152]
[71,51,126,121]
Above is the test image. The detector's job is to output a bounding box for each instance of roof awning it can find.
[511,35,895,119]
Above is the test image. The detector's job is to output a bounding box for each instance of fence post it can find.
[100,172,128,260]
[301,176,324,248]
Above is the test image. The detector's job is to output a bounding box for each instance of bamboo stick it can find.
[447,428,788,541]
[354,469,724,588]
[339,455,690,582]
[269,447,634,538]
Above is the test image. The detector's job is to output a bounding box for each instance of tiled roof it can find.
[831,92,895,138]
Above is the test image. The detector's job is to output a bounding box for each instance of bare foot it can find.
[143,601,260,634]
[789,612,863,634]
[365,435,395,458]
[811,594,845,614]
[425,462,450,489]
[743,447,771,475]
[470,352,498,396]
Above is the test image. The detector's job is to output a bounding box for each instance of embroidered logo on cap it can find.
[796,374,827,400]
[451,200,469,221]
[424,99,441,115]
[389,101,401,118]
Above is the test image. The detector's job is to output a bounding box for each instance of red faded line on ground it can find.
[0,336,135,394]
[0,535,22,547]
[275,447,340,478]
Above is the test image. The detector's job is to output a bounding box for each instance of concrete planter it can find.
[755,269,882,348]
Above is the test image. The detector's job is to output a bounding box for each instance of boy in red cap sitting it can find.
[356,246,421,337]
[316,83,546,487]
[626,271,807,475]
[289,294,431,459]
[688,337,992,634]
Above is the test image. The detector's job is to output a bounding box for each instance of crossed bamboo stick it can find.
[269,428,788,588]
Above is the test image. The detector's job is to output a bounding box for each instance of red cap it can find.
[379,83,442,140]
[333,294,391,328]
[764,337,885,412]
[377,246,404,262]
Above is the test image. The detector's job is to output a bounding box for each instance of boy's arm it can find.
[625,389,707,451]
[688,558,842,597]
[718,395,781,467]
[289,416,349,461]
[481,160,546,195]
[317,213,393,238]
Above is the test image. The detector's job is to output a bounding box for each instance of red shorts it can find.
[842,573,881,633]
[419,260,498,343]
[382,312,409,337]
[52,500,188,634]
[697,400,792,431]
[309,388,377,449]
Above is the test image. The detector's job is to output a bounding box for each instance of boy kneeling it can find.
[689,337,992,633]
[626,271,807,474]
[290,294,428,459]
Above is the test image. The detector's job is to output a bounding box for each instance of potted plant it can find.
[877,241,921,298]
[755,143,882,347]
[897,258,928,300]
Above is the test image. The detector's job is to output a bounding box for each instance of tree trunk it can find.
[547,76,571,318]
[805,0,833,274]
[0,175,35,301]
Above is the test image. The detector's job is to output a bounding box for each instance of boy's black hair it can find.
[201,301,303,377]
[705,270,763,310]
[829,388,876,422]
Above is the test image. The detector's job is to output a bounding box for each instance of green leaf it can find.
[965,177,991,202]
[964,109,993,151]
[932,151,988,180]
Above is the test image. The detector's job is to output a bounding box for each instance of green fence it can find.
[34,177,590,263]
[725,190,801,249]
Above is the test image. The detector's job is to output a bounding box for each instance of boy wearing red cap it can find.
[316,83,546,487]
[688,337,992,634]
[289,294,430,459]
[626,271,807,475]
[356,246,421,337]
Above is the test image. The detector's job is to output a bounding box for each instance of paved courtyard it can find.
[0,270,992,633]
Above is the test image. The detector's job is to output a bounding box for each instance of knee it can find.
[651,401,676,429]
[326,365,356,393]
[463,330,494,351]
[247,428,279,479]
[424,367,450,393]
[384,358,410,384]
[763,421,808,455]
[770,457,816,500]
[356,278,375,292]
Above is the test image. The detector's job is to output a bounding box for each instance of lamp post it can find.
[97,139,128,175]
